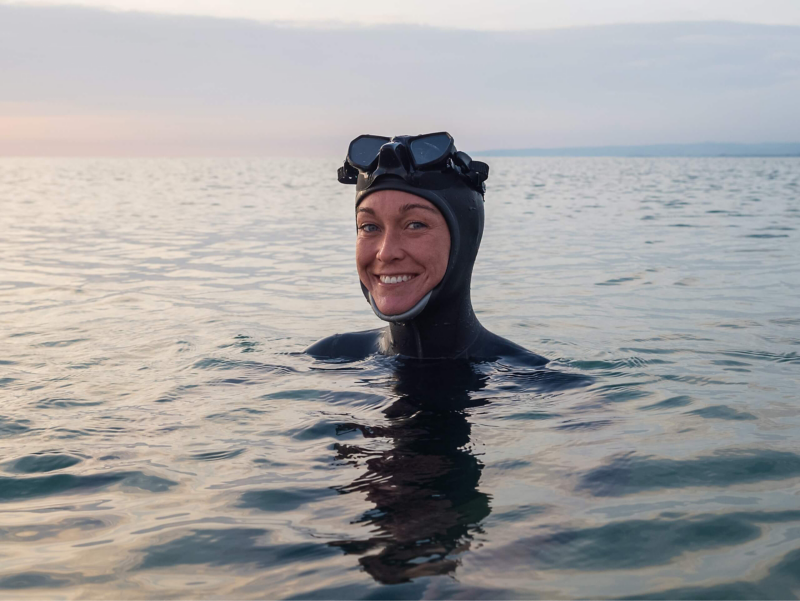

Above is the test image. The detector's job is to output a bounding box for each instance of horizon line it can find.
[4,142,800,160]
[475,142,800,158]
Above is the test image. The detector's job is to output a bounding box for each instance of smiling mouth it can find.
[378,274,417,284]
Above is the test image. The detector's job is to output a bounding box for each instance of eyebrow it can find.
[400,203,438,214]
[356,203,438,216]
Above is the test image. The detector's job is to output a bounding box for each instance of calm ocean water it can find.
[1,157,799,599]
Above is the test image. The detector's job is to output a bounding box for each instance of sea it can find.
[1,157,799,599]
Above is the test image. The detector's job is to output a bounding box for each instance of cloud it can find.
[1,5,799,155]
[7,0,800,30]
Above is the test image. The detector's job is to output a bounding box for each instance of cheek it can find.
[434,252,449,279]
[420,236,450,281]
[434,238,451,277]
[355,240,373,276]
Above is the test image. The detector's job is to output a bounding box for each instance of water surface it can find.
[1,157,799,598]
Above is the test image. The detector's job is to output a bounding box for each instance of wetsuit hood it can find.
[353,140,487,358]
[355,175,484,318]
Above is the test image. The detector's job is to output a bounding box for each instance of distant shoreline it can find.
[475,143,800,158]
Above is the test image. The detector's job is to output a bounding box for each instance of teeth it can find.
[380,274,415,284]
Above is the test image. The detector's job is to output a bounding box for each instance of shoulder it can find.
[305,328,385,360]
[471,329,550,366]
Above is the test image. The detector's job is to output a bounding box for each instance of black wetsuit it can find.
[306,320,547,365]
[306,140,548,366]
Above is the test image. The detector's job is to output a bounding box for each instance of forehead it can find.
[357,190,442,216]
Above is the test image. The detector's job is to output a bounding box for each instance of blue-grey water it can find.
[1,157,799,599]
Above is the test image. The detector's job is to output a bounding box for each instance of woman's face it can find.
[356,190,450,316]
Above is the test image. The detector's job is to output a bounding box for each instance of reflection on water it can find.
[330,360,492,584]
[1,157,800,598]
[324,358,590,587]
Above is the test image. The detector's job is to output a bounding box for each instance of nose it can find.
[376,225,405,263]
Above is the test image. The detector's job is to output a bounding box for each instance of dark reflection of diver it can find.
[329,358,491,584]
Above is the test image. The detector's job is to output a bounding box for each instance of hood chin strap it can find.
[369,291,432,323]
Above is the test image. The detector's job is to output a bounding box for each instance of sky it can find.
[6,0,800,30]
[1,1,799,156]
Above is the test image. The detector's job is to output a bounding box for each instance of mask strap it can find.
[369,291,432,323]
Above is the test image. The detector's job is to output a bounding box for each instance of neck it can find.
[382,290,484,359]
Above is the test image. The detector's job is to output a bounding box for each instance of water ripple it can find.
[578,450,800,497]
[1,157,798,598]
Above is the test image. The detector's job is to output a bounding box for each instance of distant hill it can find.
[476,143,800,158]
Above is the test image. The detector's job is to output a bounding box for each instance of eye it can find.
[408,221,427,230]
[358,223,379,233]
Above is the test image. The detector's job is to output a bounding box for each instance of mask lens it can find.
[348,136,390,170]
[409,133,453,167]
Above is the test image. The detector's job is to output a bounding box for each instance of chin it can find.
[374,295,420,316]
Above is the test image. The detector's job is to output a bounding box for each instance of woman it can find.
[306,132,547,365]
